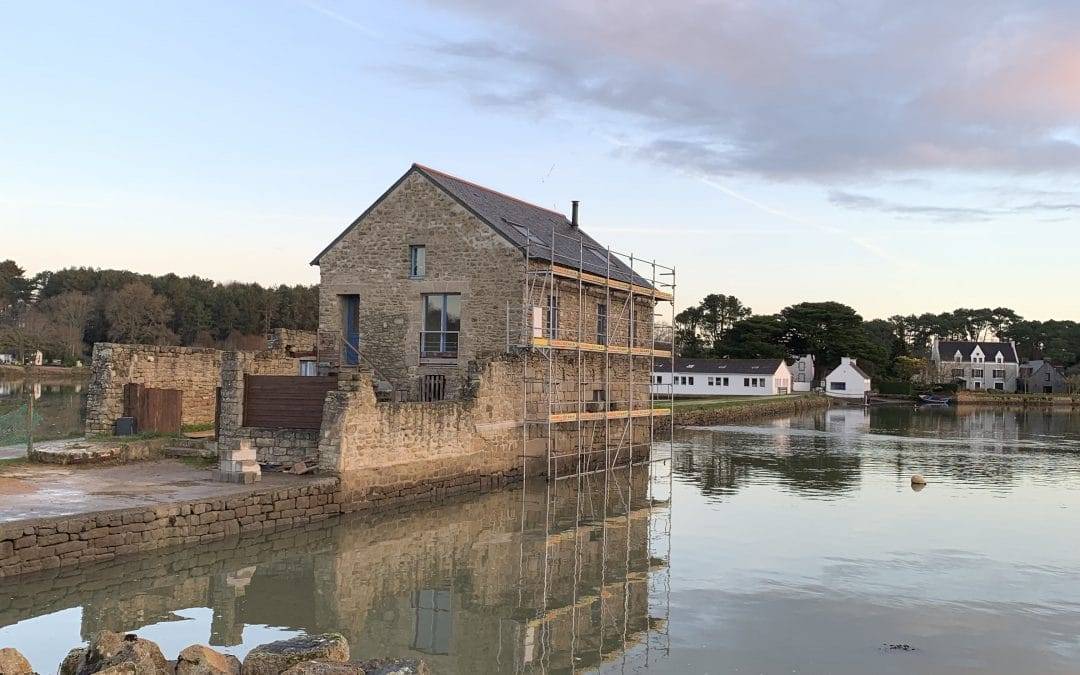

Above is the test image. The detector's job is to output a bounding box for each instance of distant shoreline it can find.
[0,365,89,382]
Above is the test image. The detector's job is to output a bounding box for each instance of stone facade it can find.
[85,344,223,435]
[316,171,525,397]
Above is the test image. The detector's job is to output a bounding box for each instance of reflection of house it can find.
[824,357,871,399]
[0,468,668,674]
[1018,360,1066,394]
[652,358,793,396]
[0,353,14,365]
[930,340,1019,392]
[790,354,815,392]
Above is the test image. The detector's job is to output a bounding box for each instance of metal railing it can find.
[420,331,459,359]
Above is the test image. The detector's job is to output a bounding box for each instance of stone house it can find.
[930,339,1020,392]
[310,163,673,474]
[1017,360,1066,394]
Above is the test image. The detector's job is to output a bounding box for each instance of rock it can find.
[241,634,349,675]
[355,658,430,675]
[910,473,927,485]
[71,631,170,675]
[59,648,87,675]
[176,644,241,675]
[290,462,311,475]
[281,661,365,675]
[0,647,34,674]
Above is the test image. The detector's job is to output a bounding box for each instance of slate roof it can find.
[653,358,786,375]
[312,164,654,288]
[846,361,872,379]
[936,341,1018,363]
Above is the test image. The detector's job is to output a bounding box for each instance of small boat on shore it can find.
[918,394,952,405]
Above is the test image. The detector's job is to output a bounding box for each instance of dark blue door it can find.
[342,295,360,365]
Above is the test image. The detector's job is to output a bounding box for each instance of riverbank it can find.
[955,390,1079,407]
[0,365,89,382]
[665,393,830,426]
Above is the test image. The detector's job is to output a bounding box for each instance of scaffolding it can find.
[510,223,676,483]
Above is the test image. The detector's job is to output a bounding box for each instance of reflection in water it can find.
[0,376,87,445]
[4,406,1080,674]
[0,464,673,674]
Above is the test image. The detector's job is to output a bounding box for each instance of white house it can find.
[929,340,1019,392]
[652,358,793,397]
[824,357,872,399]
[790,354,815,392]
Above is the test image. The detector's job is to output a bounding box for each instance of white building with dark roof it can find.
[824,357,872,400]
[652,358,793,396]
[930,339,1020,392]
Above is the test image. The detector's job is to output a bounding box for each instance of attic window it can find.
[954,351,962,362]
[506,220,546,246]
[995,353,1003,363]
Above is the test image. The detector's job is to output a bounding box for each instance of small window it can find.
[708,377,714,386]
[409,245,426,278]
[548,293,559,339]
[655,375,662,384]
[596,303,607,345]
[688,376,694,385]
[972,369,984,378]
[744,377,750,387]
[992,369,1005,379]
[722,377,729,386]
[299,360,317,376]
[830,381,847,391]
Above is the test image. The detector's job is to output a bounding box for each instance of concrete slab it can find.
[0,459,324,524]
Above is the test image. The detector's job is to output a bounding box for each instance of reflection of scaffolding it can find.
[511,223,676,481]
[515,459,673,673]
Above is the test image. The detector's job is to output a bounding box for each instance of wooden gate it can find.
[123,383,183,434]
[243,375,337,430]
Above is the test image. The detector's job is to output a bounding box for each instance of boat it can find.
[917,394,952,405]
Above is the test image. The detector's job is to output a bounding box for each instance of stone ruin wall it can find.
[84,341,310,436]
[84,344,223,435]
[266,328,318,353]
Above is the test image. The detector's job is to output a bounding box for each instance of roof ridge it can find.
[412,163,569,219]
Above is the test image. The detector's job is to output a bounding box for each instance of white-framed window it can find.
[744,377,750,387]
[722,377,729,386]
[992,369,1005,379]
[973,381,983,389]
[655,375,662,384]
[409,245,426,278]
[972,369,984,378]
[688,376,694,385]
[995,354,1004,363]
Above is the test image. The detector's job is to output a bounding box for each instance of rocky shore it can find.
[674,393,830,427]
[1,631,426,675]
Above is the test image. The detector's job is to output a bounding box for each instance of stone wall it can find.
[85,344,223,435]
[317,355,532,506]
[0,479,340,578]
[316,171,525,396]
[85,343,303,436]
[266,329,317,354]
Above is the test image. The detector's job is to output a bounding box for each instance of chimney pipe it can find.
[571,200,579,227]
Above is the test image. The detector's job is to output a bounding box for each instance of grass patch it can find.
[656,395,800,411]
[176,455,217,470]
[181,422,215,433]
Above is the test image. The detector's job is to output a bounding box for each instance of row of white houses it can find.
[651,356,872,400]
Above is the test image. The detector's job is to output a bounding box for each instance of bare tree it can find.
[104,282,172,344]
[41,290,93,359]
[0,307,53,362]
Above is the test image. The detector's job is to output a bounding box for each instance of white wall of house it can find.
[791,354,815,392]
[652,363,793,396]
[930,341,1019,392]
[824,357,871,399]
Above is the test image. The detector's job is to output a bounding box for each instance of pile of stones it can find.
[0,631,427,675]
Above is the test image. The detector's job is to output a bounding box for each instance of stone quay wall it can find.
[84,344,223,435]
[0,478,340,579]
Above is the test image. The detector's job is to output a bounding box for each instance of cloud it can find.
[413,0,1080,181]
[829,190,1080,220]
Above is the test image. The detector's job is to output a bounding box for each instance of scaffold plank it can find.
[531,337,672,358]
[548,408,672,423]
[550,263,675,302]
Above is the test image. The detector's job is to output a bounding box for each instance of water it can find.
[0,376,87,453]
[1,405,1079,673]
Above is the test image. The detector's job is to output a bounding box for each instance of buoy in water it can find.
[911,473,927,485]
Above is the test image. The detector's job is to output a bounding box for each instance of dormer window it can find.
[954,351,962,362]
[995,353,1003,363]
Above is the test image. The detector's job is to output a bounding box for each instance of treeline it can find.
[676,294,1080,379]
[0,260,317,363]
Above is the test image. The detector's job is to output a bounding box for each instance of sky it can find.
[3,1,1079,321]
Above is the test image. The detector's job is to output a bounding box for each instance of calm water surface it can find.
[0,376,86,452]
[1,405,1079,674]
